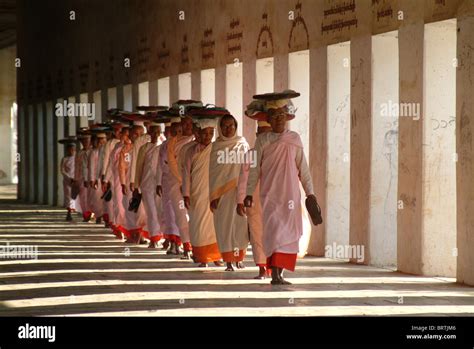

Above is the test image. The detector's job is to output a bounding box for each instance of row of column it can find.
[17,16,474,285]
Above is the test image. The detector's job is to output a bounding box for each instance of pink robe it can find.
[87,147,104,218]
[119,141,146,234]
[105,141,126,234]
[60,155,76,210]
[237,151,266,266]
[246,130,314,271]
[101,138,120,223]
[74,147,91,219]
[158,135,193,246]
[137,142,162,241]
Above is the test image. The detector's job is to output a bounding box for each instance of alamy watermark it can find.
[217,148,257,168]
[325,242,365,263]
[18,323,55,343]
[380,100,420,121]
[0,242,38,260]
[55,100,96,120]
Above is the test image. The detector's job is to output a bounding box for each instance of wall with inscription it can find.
[16,0,463,106]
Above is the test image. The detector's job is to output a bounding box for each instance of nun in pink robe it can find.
[100,126,121,225]
[74,135,92,222]
[237,120,273,278]
[245,97,315,285]
[105,129,128,239]
[119,130,147,241]
[135,125,164,245]
[209,115,249,270]
[87,134,107,222]
[157,117,193,253]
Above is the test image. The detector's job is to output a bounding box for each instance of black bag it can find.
[305,195,323,226]
[71,181,80,200]
[128,193,142,212]
[101,187,112,202]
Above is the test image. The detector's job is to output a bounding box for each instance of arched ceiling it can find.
[0,0,16,49]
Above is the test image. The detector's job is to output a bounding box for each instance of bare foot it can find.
[254,266,266,279]
[271,268,292,285]
[213,260,224,267]
[198,263,208,267]
[181,250,192,260]
[271,279,287,285]
[166,242,175,255]
[148,241,158,249]
[235,261,245,269]
[225,262,234,271]
[174,245,184,255]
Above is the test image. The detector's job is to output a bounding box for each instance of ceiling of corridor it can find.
[0,0,16,49]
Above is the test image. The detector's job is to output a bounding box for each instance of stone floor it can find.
[0,185,473,316]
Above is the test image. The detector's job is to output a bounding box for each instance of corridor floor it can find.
[0,185,473,316]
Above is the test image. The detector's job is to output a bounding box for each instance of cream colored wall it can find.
[326,42,351,248]
[422,19,457,277]
[370,31,399,268]
[0,46,16,184]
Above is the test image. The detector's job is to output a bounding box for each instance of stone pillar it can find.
[158,77,170,106]
[27,105,34,202]
[108,87,118,109]
[423,20,457,277]
[326,42,351,249]
[242,58,256,146]
[38,103,51,205]
[51,101,59,206]
[274,53,288,92]
[93,90,102,123]
[349,34,372,265]
[18,106,26,200]
[456,9,474,286]
[370,32,399,268]
[32,104,40,203]
[56,98,65,208]
[45,101,54,205]
[0,46,16,185]
[116,85,124,110]
[149,80,158,106]
[169,75,179,105]
[87,92,93,126]
[123,84,132,111]
[191,70,201,101]
[66,96,76,136]
[307,45,328,256]
[179,73,192,100]
[75,94,82,128]
[215,66,226,107]
[226,64,243,136]
[201,69,216,105]
[132,83,139,110]
[79,93,89,128]
[397,21,424,275]
[138,82,149,106]
[101,87,108,119]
